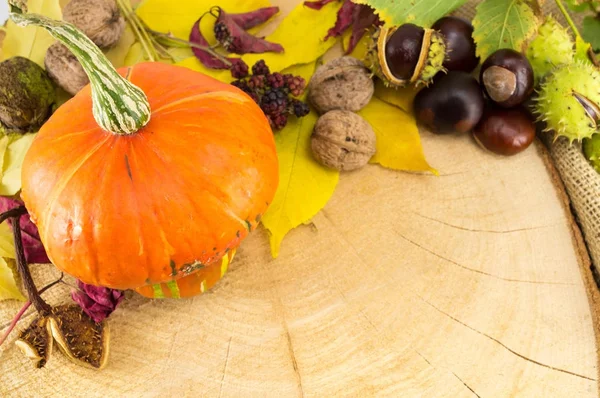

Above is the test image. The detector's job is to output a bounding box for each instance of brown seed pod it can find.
[311,110,376,171]
[365,23,447,88]
[308,56,374,114]
[49,304,110,370]
[45,42,90,96]
[62,0,125,48]
[15,316,53,368]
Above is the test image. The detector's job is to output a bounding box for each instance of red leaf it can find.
[189,17,244,70]
[0,197,49,264]
[71,280,125,323]
[303,0,338,11]
[347,5,382,54]
[324,0,357,41]
[214,9,284,54]
[213,6,280,30]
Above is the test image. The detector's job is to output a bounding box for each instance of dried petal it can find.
[213,6,280,31]
[324,0,357,41]
[49,305,110,370]
[0,197,49,264]
[303,0,339,11]
[15,315,52,368]
[71,280,124,323]
[214,12,284,55]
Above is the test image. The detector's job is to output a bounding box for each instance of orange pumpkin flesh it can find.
[21,62,278,290]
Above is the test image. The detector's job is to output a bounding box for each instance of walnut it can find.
[311,110,376,171]
[308,56,375,114]
[63,0,125,48]
[45,43,89,96]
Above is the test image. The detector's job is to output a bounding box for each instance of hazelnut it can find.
[45,43,89,96]
[311,110,376,171]
[480,49,534,108]
[473,105,536,156]
[63,0,125,48]
[308,56,374,114]
[413,71,485,134]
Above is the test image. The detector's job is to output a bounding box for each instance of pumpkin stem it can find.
[9,211,52,315]
[8,3,151,135]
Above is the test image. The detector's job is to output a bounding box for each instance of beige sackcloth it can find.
[2,0,600,397]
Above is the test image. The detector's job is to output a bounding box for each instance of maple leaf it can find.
[472,0,541,60]
[352,0,468,27]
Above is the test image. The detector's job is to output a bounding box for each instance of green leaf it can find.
[0,133,37,196]
[575,35,594,64]
[1,0,62,66]
[352,0,467,27]
[472,0,540,60]
[582,15,600,52]
[261,62,339,258]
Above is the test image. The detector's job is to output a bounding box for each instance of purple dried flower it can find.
[0,197,50,264]
[71,280,125,323]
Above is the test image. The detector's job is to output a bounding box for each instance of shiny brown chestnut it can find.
[413,71,485,134]
[479,49,534,108]
[473,105,536,156]
[384,23,426,81]
[431,16,479,72]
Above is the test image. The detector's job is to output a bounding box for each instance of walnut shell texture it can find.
[308,56,375,114]
[45,42,90,96]
[311,110,376,171]
[63,0,125,48]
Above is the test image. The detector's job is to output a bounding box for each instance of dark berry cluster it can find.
[230,60,310,130]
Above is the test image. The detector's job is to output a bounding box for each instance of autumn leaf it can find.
[358,97,436,174]
[352,0,467,27]
[373,80,421,114]
[104,25,136,68]
[136,0,273,42]
[0,222,25,302]
[575,35,594,65]
[1,0,62,66]
[472,0,540,60]
[0,133,37,196]
[261,62,339,257]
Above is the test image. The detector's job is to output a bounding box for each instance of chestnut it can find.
[431,16,479,73]
[384,23,426,81]
[413,71,485,134]
[479,49,534,108]
[473,105,536,156]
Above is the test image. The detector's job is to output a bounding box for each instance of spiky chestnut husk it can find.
[526,16,574,84]
[365,25,446,88]
[534,61,600,142]
[583,134,600,173]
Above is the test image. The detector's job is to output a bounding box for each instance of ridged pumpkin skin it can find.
[21,62,278,290]
[135,249,236,298]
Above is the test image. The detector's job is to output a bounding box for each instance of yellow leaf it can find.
[373,80,421,114]
[0,133,37,196]
[241,1,343,73]
[2,0,62,66]
[262,63,339,258]
[0,135,10,182]
[105,25,136,69]
[359,97,436,174]
[342,29,371,61]
[0,223,24,302]
[136,0,273,41]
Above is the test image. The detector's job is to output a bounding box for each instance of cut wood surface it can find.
[1,1,599,397]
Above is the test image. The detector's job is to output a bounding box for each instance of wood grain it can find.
[0,0,599,397]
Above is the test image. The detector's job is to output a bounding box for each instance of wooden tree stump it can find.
[1,1,599,396]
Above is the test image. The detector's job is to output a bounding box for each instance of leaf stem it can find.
[11,213,51,315]
[115,0,158,61]
[0,274,63,347]
[554,0,583,39]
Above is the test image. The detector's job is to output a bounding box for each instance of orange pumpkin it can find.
[16,13,278,293]
[135,249,236,298]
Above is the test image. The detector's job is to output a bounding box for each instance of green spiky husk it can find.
[583,134,600,173]
[534,61,600,142]
[526,16,574,84]
[416,31,446,87]
[365,26,446,89]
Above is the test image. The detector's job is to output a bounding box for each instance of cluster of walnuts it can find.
[307,56,377,171]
